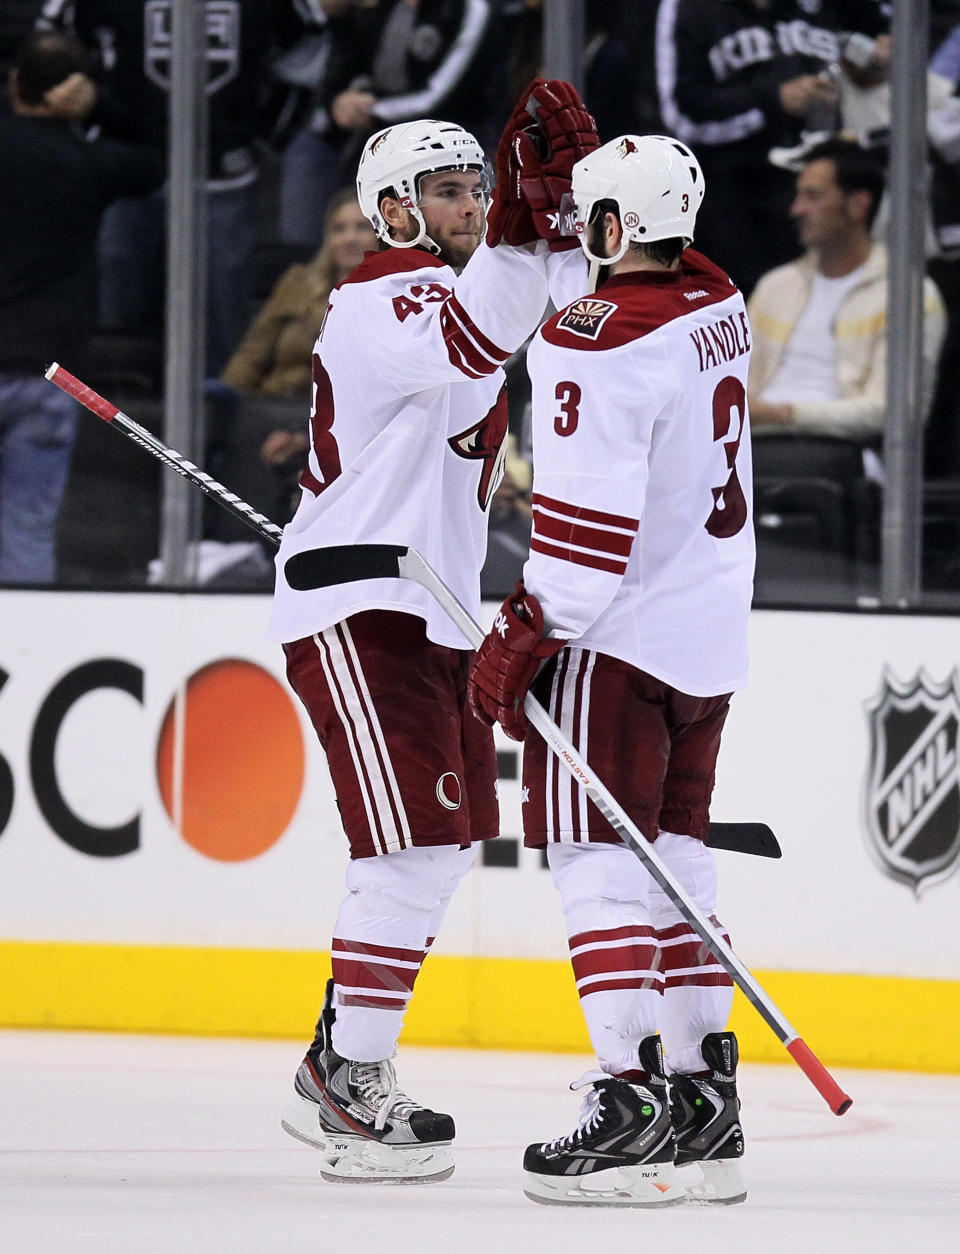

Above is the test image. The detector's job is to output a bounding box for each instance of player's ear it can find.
[379,194,409,236]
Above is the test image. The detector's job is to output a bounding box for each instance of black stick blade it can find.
[707,822,782,858]
[284,544,408,591]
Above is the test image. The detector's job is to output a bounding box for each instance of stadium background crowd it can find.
[2,0,960,600]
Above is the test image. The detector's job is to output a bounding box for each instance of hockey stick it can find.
[45,363,284,546]
[50,366,836,1102]
[50,364,835,1099]
[45,363,781,861]
[708,822,780,859]
[46,363,778,860]
[285,543,852,1117]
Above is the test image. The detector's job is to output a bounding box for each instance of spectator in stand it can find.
[278,0,493,248]
[273,1,384,248]
[622,0,667,134]
[0,29,163,583]
[748,138,945,447]
[922,18,960,476]
[489,1,640,143]
[38,1,311,374]
[582,0,641,141]
[222,190,375,398]
[0,2,46,111]
[655,0,888,296]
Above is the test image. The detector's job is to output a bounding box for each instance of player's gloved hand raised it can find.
[517,80,600,251]
[485,78,547,248]
[468,581,565,740]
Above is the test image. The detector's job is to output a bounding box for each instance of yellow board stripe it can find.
[1,941,957,1073]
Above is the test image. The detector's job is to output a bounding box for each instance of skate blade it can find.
[280,1094,327,1149]
[319,1135,455,1184]
[681,1158,747,1205]
[523,1163,686,1208]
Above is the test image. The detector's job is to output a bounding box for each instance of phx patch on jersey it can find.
[557,298,617,341]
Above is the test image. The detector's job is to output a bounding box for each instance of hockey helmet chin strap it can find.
[385,197,438,254]
[580,230,630,271]
[581,214,626,294]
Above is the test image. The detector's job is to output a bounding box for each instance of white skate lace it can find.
[351,1059,421,1132]
[542,1069,610,1151]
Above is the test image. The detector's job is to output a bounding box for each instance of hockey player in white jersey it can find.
[470,135,755,1206]
[268,85,598,1184]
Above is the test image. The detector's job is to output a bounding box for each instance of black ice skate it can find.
[522,1036,684,1206]
[280,978,455,1183]
[670,1030,746,1204]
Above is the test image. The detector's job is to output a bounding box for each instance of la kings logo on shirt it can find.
[145,0,240,93]
[557,298,616,340]
[863,669,960,896]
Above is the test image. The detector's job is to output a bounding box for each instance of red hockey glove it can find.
[468,581,565,740]
[485,79,547,247]
[517,79,600,251]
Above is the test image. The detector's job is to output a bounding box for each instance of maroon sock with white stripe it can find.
[330,937,428,1062]
[656,917,735,1074]
[568,923,664,1077]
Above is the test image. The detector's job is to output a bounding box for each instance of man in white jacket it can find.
[748,137,945,443]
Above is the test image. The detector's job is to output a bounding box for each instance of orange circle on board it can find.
[156,659,305,862]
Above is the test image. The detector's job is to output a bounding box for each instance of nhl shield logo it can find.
[863,669,960,896]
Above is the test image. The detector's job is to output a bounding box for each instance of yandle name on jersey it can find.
[689,312,752,374]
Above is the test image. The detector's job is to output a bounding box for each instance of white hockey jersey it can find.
[523,249,756,696]
[267,242,556,649]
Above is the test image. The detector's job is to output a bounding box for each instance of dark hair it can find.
[801,137,885,228]
[14,30,94,106]
[589,199,685,267]
[638,238,685,266]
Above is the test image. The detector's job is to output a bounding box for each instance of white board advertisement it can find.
[1,591,958,979]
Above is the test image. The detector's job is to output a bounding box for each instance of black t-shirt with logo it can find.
[658,0,887,164]
[38,0,305,183]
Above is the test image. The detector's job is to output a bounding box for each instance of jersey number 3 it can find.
[554,381,581,436]
[705,376,748,539]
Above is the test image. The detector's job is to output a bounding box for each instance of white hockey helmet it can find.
[569,134,705,266]
[356,118,488,254]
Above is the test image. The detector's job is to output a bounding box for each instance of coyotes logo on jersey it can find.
[557,298,617,340]
[617,138,638,158]
[448,390,508,509]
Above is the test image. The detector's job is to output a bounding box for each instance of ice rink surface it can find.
[1,1030,957,1254]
